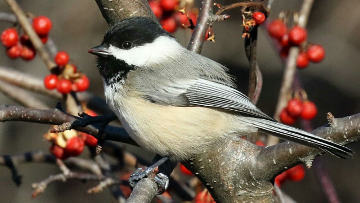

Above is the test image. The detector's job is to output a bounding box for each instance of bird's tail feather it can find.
[239,117,353,159]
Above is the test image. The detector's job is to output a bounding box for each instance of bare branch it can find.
[245,26,263,104]
[187,0,213,53]
[0,80,49,109]
[126,178,158,203]
[0,66,61,99]
[94,0,157,26]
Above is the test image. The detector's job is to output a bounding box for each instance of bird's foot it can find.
[129,157,170,194]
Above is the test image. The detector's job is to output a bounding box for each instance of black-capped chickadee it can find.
[89,17,352,160]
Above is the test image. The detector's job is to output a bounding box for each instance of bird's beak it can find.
[88,45,110,57]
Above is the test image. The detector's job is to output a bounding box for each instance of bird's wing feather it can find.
[144,78,352,158]
[184,79,274,120]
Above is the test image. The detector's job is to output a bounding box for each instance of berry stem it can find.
[5,0,56,70]
[268,0,314,145]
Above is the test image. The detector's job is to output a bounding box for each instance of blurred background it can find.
[0,0,359,202]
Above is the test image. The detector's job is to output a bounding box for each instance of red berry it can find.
[307,44,325,63]
[50,144,67,159]
[149,1,163,19]
[55,51,70,66]
[44,74,58,90]
[195,189,216,203]
[65,137,85,156]
[56,79,72,94]
[287,99,303,117]
[32,16,52,35]
[289,26,307,45]
[161,17,177,33]
[280,109,296,125]
[6,44,22,59]
[40,35,48,44]
[180,164,193,176]
[287,165,305,181]
[20,46,36,61]
[252,12,266,25]
[73,75,90,92]
[296,52,309,69]
[300,101,317,120]
[159,0,178,12]
[84,133,98,147]
[279,34,289,47]
[267,19,287,39]
[274,171,288,187]
[189,12,198,26]
[175,12,190,27]
[1,28,19,47]
[255,140,265,146]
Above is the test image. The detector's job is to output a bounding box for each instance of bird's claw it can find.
[129,167,169,194]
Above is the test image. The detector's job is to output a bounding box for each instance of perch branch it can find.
[0,105,136,145]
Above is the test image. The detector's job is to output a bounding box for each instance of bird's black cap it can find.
[101,17,172,49]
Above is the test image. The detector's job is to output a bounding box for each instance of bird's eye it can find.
[122,41,132,49]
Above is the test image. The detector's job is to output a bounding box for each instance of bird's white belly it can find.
[105,85,254,160]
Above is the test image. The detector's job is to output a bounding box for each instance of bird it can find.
[88,17,352,160]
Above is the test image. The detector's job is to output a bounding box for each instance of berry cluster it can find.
[45,129,98,159]
[1,16,52,60]
[267,19,325,69]
[280,98,318,125]
[45,109,98,159]
[44,51,90,94]
[274,164,305,187]
[149,0,197,33]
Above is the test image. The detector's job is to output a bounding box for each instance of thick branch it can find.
[94,0,157,26]
[256,113,360,180]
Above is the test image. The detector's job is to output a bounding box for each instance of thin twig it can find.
[5,0,56,70]
[0,66,61,99]
[245,25,263,104]
[268,0,314,145]
[0,80,49,109]
[215,2,267,16]
[187,0,213,53]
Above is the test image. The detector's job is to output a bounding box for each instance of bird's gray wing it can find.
[184,79,275,120]
[143,78,352,158]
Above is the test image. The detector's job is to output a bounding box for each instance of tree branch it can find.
[0,66,61,99]
[187,0,213,53]
[0,80,49,109]
[0,105,136,145]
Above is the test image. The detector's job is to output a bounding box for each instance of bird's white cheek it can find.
[108,36,183,67]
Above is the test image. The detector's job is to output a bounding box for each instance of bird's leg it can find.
[129,156,175,194]
[72,112,117,138]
